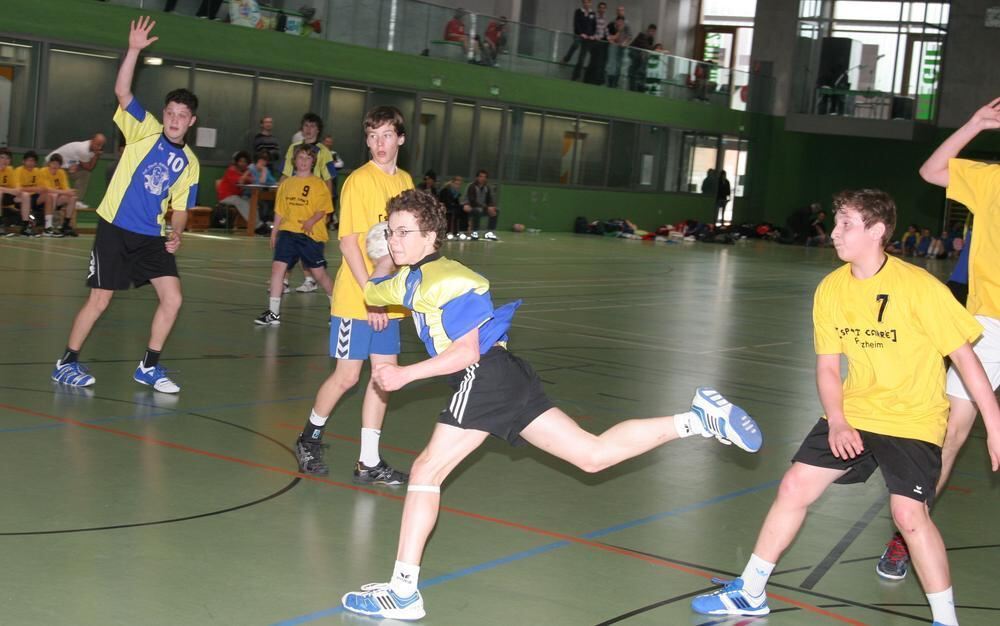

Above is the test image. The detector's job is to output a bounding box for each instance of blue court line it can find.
[269,479,780,626]
[0,394,312,434]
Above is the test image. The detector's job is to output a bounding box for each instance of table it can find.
[241,183,278,236]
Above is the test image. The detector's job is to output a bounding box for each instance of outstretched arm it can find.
[372,327,481,392]
[919,97,1000,187]
[115,16,159,109]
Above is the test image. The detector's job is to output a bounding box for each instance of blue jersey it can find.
[97,98,200,236]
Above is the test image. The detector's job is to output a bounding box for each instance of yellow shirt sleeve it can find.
[813,276,842,355]
[947,159,1000,215]
[114,98,164,144]
[913,276,984,356]
[364,269,409,307]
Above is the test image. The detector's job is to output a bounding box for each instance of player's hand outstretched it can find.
[165,231,182,254]
[372,363,408,392]
[128,16,159,51]
[828,420,863,459]
[968,97,1000,132]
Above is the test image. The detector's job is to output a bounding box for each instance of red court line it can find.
[4,402,867,625]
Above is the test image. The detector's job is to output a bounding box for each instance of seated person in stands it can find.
[39,153,78,237]
[14,151,48,235]
[901,223,919,256]
[217,150,253,226]
[247,150,277,233]
[927,229,949,259]
[417,170,438,196]
[785,201,821,244]
[915,227,933,257]
[463,169,499,240]
[438,175,465,239]
[480,17,507,66]
[0,147,24,236]
[804,210,827,246]
[444,9,471,53]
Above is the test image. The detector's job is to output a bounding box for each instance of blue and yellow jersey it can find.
[282,142,335,181]
[97,98,200,236]
[14,165,41,188]
[38,167,70,190]
[0,165,16,188]
[365,253,521,356]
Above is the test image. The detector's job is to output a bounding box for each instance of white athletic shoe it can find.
[295,277,318,293]
[483,231,498,241]
[133,362,180,393]
[342,583,425,621]
[691,387,762,453]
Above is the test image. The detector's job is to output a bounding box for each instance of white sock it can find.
[740,553,775,597]
[308,409,328,427]
[673,411,704,438]
[305,276,316,285]
[926,587,957,626]
[269,297,281,315]
[389,560,420,597]
[45,214,53,228]
[359,427,381,467]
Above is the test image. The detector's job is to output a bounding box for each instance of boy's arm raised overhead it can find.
[919,97,1000,187]
[115,16,159,110]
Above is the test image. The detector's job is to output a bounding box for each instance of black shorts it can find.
[1,193,16,209]
[87,218,178,290]
[792,418,942,503]
[438,346,554,446]
[273,231,326,269]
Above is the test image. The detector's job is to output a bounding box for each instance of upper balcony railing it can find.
[109,0,754,111]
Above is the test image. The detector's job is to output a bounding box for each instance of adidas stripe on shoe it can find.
[51,359,96,387]
[691,577,770,616]
[342,582,425,621]
[691,387,763,453]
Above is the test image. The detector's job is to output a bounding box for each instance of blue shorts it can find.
[273,231,326,269]
[330,316,401,360]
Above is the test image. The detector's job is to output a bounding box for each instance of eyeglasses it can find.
[384,228,431,239]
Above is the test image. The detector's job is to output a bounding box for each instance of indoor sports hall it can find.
[1,1,998,625]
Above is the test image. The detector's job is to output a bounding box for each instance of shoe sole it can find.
[341,595,425,621]
[695,387,762,453]
[692,605,770,617]
[133,375,180,394]
[51,375,96,387]
[875,562,907,580]
[253,320,280,326]
[352,475,408,486]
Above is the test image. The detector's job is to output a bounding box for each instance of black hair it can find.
[300,112,324,134]
[48,153,63,164]
[0,147,12,159]
[23,150,38,161]
[165,88,199,114]
[233,150,251,163]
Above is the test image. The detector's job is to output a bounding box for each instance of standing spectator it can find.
[585,3,610,85]
[463,169,499,240]
[196,0,223,19]
[700,168,717,196]
[439,174,465,239]
[252,116,281,175]
[606,7,631,88]
[629,24,657,92]
[45,133,105,209]
[571,0,597,82]
[444,9,471,54]
[646,43,667,95]
[715,169,731,224]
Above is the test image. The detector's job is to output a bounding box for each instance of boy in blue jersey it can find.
[51,16,200,393]
[340,189,764,621]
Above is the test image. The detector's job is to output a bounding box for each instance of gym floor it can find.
[1,231,996,625]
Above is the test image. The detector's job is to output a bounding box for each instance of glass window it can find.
[0,39,38,147]
[575,117,608,186]
[444,100,474,177]
[636,124,667,188]
[255,74,312,158]
[473,105,503,178]
[44,48,118,151]
[415,98,446,178]
[538,113,577,184]
[662,128,686,192]
[368,88,416,173]
[680,133,720,194]
[505,107,542,182]
[327,85,367,170]
[192,65,254,162]
[134,61,190,121]
[607,120,637,188]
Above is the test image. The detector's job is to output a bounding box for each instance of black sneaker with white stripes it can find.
[353,460,408,486]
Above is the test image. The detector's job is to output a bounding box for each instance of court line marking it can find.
[801,498,885,589]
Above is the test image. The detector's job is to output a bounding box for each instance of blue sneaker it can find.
[133,362,180,393]
[51,360,96,387]
[691,577,770,616]
[692,387,763,453]
[342,582,425,620]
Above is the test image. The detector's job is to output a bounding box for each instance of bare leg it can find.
[67,288,115,351]
[396,424,490,564]
[147,276,183,351]
[361,353,396,431]
[307,265,333,296]
[891,495,950,593]
[268,261,289,298]
[752,462,845,562]
[313,358,363,415]
[519,406,682,473]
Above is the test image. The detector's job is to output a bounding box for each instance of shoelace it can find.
[885,536,908,562]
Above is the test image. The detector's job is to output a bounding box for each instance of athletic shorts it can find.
[330,316,401,359]
[438,346,554,447]
[273,231,326,270]
[87,218,178,290]
[946,314,1000,401]
[1,193,16,209]
[792,418,941,503]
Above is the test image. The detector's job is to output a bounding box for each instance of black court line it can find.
[599,542,929,622]
[597,392,638,402]
[800,498,885,589]
[592,586,719,625]
[838,543,1000,565]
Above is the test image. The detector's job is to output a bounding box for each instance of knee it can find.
[87,290,113,313]
[891,500,929,534]
[409,453,446,485]
[775,470,815,507]
[160,291,183,314]
[331,367,361,392]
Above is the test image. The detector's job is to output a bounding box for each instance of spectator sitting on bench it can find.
[247,150,277,234]
[39,153,78,237]
[217,150,253,226]
[14,151,49,236]
[0,147,26,237]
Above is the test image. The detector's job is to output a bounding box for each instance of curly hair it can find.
[833,189,897,247]
[386,189,447,249]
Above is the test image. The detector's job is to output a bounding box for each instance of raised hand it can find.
[969,97,1000,131]
[128,15,159,51]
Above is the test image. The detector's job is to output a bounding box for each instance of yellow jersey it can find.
[38,167,70,190]
[275,175,332,243]
[813,255,982,445]
[281,142,335,181]
[98,98,200,236]
[14,165,41,188]
[0,165,16,188]
[331,161,413,320]
[948,158,1000,318]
